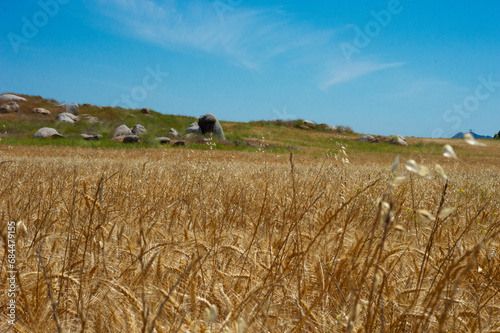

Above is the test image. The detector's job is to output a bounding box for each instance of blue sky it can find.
[1,1,500,137]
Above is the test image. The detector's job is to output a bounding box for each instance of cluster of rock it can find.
[109,113,225,145]
[0,94,26,113]
[185,113,225,139]
[5,93,410,149]
[358,134,408,146]
[111,124,146,143]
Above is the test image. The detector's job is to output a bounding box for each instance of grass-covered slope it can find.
[1,93,498,159]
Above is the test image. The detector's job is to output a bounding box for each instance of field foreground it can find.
[1,146,499,332]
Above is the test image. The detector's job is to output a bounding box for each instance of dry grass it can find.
[0,146,499,332]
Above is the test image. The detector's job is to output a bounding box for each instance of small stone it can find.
[304,120,316,128]
[168,128,181,138]
[113,125,133,137]
[358,135,375,142]
[132,124,147,135]
[82,114,99,124]
[56,112,78,123]
[59,103,79,115]
[123,135,139,143]
[33,108,51,116]
[173,140,187,146]
[81,134,102,140]
[156,137,171,144]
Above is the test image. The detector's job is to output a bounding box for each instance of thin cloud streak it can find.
[92,0,407,88]
[93,0,333,70]
[320,62,405,90]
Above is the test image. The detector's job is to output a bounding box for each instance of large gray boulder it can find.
[33,108,51,116]
[59,103,79,115]
[33,127,63,139]
[132,124,147,135]
[389,134,408,146]
[113,125,133,137]
[0,94,27,102]
[186,122,202,134]
[56,112,78,123]
[0,101,19,113]
[198,113,225,139]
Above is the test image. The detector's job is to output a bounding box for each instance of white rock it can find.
[33,127,63,139]
[0,102,19,113]
[186,122,202,134]
[113,125,133,137]
[358,135,375,142]
[389,134,408,146]
[0,94,27,102]
[132,124,147,135]
[304,120,316,127]
[33,108,51,116]
[56,112,78,123]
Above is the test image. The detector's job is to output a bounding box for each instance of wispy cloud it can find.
[92,0,335,70]
[91,0,406,88]
[320,61,405,90]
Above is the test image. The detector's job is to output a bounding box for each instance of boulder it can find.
[156,137,171,144]
[0,101,19,113]
[81,134,102,140]
[358,135,376,142]
[198,113,225,139]
[132,124,147,135]
[168,128,181,138]
[389,134,408,146]
[33,127,63,139]
[113,125,133,137]
[186,122,202,134]
[327,126,338,132]
[33,108,51,116]
[141,108,150,115]
[123,135,139,143]
[173,140,187,146]
[82,114,99,124]
[0,94,27,102]
[304,120,316,128]
[59,103,79,115]
[56,112,78,123]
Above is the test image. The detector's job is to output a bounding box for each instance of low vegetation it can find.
[1,94,355,154]
[0,142,499,332]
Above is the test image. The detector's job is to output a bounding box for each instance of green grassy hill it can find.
[0,93,356,152]
[1,93,497,159]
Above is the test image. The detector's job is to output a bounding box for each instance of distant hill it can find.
[451,132,493,139]
[0,92,355,150]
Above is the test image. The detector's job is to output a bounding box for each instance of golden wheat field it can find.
[1,145,499,332]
